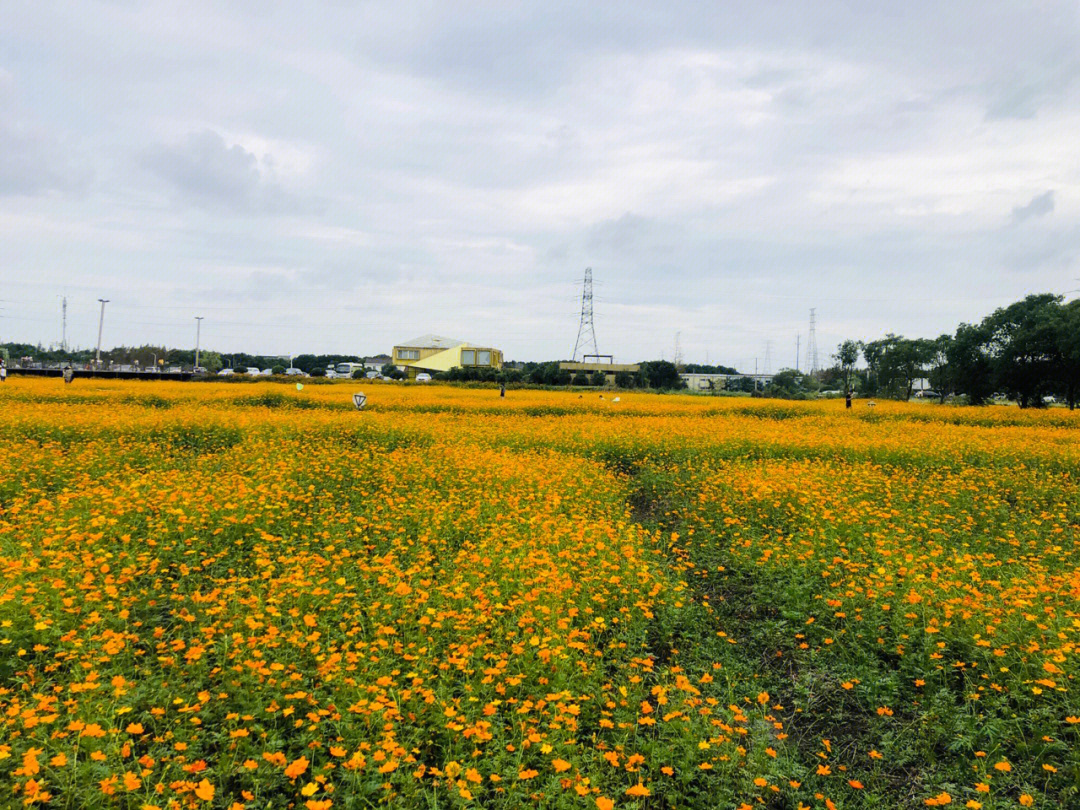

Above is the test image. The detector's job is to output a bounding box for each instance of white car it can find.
[284,368,306,376]
[246,368,262,376]
[259,368,274,376]
[218,368,234,376]
[415,372,432,382]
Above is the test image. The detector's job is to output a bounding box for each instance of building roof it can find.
[395,334,465,350]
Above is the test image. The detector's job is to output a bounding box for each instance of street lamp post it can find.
[194,316,204,370]
[95,299,109,366]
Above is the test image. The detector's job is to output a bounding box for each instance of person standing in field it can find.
[0,360,6,383]
[845,389,852,409]
[63,365,74,384]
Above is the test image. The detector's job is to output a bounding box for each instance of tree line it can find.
[835,293,1080,408]
[435,360,687,390]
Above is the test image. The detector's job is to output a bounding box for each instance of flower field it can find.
[1,378,1078,809]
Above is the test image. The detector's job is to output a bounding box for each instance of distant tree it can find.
[982,294,1062,408]
[614,370,636,388]
[925,335,953,402]
[835,340,860,395]
[947,323,994,405]
[861,335,930,400]
[529,362,570,386]
[767,368,808,399]
[683,363,739,375]
[380,363,404,380]
[1057,299,1080,409]
[199,352,224,373]
[638,360,684,390]
[590,370,607,387]
[309,367,326,378]
[351,369,366,379]
[732,376,758,393]
[571,371,590,386]
[272,365,287,375]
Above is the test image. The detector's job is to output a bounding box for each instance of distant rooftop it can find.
[395,334,465,349]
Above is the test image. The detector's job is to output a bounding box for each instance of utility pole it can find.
[808,308,819,375]
[194,316,204,369]
[61,295,68,352]
[795,333,801,372]
[674,331,683,369]
[95,299,109,366]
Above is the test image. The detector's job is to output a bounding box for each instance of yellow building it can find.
[392,334,503,378]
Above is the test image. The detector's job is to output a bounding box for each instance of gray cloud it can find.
[144,131,260,204]
[985,59,1080,120]
[0,125,82,195]
[142,130,311,213]
[0,75,93,196]
[1012,191,1055,224]
[586,213,667,256]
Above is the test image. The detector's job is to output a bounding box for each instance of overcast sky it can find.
[2,1,1078,368]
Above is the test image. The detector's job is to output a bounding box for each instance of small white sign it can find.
[352,392,367,410]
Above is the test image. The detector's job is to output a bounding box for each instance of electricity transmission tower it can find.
[572,268,598,361]
[61,295,68,352]
[674,331,683,369]
[764,340,772,374]
[95,299,109,365]
[808,308,819,374]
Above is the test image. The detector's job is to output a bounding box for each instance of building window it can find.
[461,349,475,365]
[398,349,419,360]
[476,350,491,365]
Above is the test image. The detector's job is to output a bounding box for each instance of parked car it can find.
[246,368,262,376]
[415,372,432,382]
[218,368,234,376]
[365,370,380,379]
[914,390,939,399]
[192,366,208,375]
[259,368,273,376]
[284,368,306,376]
